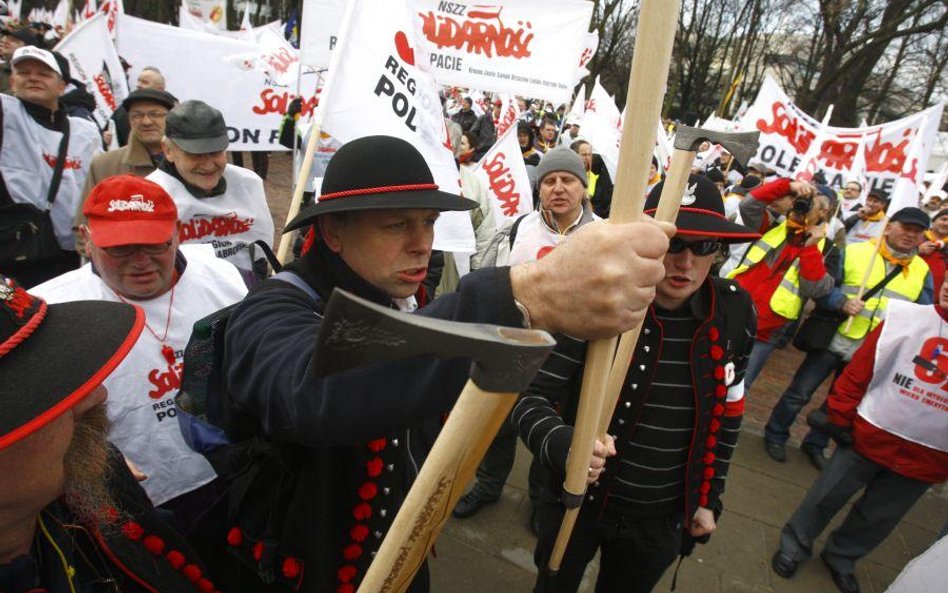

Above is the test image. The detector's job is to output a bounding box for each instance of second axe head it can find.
[312,289,556,393]
[674,125,760,166]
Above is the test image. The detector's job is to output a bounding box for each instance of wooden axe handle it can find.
[275,120,322,264]
[357,380,517,593]
[547,0,681,573]
[599,148,695,433]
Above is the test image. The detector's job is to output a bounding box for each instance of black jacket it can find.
[219,241,524,593]
[512,277,756,531]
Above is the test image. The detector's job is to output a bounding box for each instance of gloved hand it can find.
[806,409,853,446]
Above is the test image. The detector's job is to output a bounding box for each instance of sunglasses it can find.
[103,241,174,257]
[668,237,722,256]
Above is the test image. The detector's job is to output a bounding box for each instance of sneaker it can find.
[821,553,861,593]
[764,440,787,462]
[452,490,497,519]
[771,550,799,579]
[803,446,827,471]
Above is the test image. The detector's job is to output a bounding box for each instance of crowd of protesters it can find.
[1,16,946,593]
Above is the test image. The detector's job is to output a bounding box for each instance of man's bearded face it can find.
[63,404,116,524]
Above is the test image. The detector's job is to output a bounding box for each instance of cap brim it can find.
[88,219,175,248]
[169,135,230,154]
[0,301,144,450]
[663,210,761,244]
[285,189,478,232]
[11,56,61,77]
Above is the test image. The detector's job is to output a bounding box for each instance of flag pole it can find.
[842,231,886,334]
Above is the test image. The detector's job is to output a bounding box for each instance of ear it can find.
[317,215,343,254]
[162,139,175,162]
[80,226,94,258]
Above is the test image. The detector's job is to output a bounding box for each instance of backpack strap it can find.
[508,212,529,249]
[272,270,319,303]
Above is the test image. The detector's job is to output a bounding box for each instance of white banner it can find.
[317,0,474,253]
[580,77,622,181]
[55,14,128,128]
[183,0,227,30]
[472,123,533,219]
[740,75,944,197]
[492,93,520,137]
[118,14,318,151]
[300,0,593,103]
[300,0,348,70]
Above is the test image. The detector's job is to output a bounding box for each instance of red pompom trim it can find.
[367,438,387,453]
[366,457,384,477]
[710,345,724,361]
[705,436,717,449]
[282,557,303,579]
[226,527,243,547]
[353,502,372,521]
[183,564,202,583]
[713,366,725,381]
[342,543,363,561]
[121,521,145,541]
[252,541,264,561]
[699,494,709,507]
[702,452,716,465]
[197,578,214,593]
[337,584,355,593]
[703,467,715,479]
[712,403,724,416]
[358,482,378,501]
[337,564,358,583]
[708,327,720,341]
[350,524,369,543]
[166,550,186,570]
[143,535,165,556]
[700,481,711,494]
[715,385,727,398]
[710,419,721,433]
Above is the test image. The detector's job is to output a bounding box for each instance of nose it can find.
[406,222,433,256]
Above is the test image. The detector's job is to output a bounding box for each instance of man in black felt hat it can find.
[512,175,761,593]
[0,277,222,592]
[214,134,673,593]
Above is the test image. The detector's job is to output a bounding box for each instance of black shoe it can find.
[821,553,861,593]
[764,441,787,462]
[452,491,497,519]
[803,446,827,471]
[529,506,540,537]
[771,550,799,579]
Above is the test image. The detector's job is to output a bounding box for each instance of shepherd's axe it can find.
[312,289,555,593]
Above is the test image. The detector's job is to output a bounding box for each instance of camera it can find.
[791,196,813,215]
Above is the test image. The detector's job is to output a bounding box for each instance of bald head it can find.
[136,67,166,91]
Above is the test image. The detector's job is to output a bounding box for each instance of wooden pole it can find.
[547,0,681,573]
[275,118,321,264]
[842,227,886,333]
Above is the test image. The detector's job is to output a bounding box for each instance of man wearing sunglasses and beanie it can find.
[30,175,247,573]
[512,175,760,593]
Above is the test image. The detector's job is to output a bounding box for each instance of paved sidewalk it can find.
[429,433,946,592]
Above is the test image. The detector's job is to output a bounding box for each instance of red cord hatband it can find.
[319,183,438,201]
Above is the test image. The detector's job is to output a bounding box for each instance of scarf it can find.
[876,239,915,278]
[785,218,808,235]
[457,149,475,164]
[863,209,885,223]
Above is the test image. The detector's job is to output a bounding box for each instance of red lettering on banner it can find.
[578,47,593,68]
[482,151,521,216]
[756,101,816,154]
[251,89,318,116]
[93,72,117,111]
[865,129,912,175]
[178,214,254,242]
[148,361,183,400]
[818,138,858,170]
[418,10,534,59]
[42,153,82,170]
[584,98,596,112]
[495,105,518,136]
[264,47,298,76]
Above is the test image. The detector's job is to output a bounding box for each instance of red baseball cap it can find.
[83,175,178,248]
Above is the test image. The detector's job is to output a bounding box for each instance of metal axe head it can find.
[312,289,556,392]
[674,125,761,167]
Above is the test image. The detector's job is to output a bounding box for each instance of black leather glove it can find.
[807,408,853,446]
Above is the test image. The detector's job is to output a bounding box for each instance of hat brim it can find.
[0,301,144,449]
[88,219,176,248]
[169,135,230,154]
[651,209,761,244]
[285,189,478,232]
[122,95,176,112]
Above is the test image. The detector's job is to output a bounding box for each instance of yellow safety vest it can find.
[727,221,825,321]
[587,170,599,198]
[837,241,930,339]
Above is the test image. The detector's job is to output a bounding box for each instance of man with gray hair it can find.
[146,100,273,280]
[113,66,167,146]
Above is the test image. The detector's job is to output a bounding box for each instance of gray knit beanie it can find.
[535,146,587,188]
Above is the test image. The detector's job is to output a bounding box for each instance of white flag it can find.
[317,0,474,253]
[573,31,598,86]
[492,93,521,137]
[472,123,533,219]
[566,83,586,124]
[300,0,348,70]
[655,120,673,171]
[844,125,871,212]
[887,116,929,217]
[52,0,70,28]
[55,13,129,127]
[580,77,622,180]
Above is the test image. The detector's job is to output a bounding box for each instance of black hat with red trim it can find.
[0,276,144,450]
[645,174,760,244]
[284,135,477,231]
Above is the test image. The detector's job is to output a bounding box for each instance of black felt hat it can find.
[0,277,143,450]
[645,174,761,244]
[284,135,477,231]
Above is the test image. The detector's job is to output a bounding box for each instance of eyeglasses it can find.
[128,111,168,122]
[668,237,722,256]
[102,241,173,257]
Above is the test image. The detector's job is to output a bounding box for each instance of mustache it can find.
[63,404,120,525]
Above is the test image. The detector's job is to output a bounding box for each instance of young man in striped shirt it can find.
[513,174,760,593]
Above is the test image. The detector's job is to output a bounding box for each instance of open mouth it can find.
[398,267,427,283]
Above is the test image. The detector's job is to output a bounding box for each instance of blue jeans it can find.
[764,349,843,447]
[744,339,777,391]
